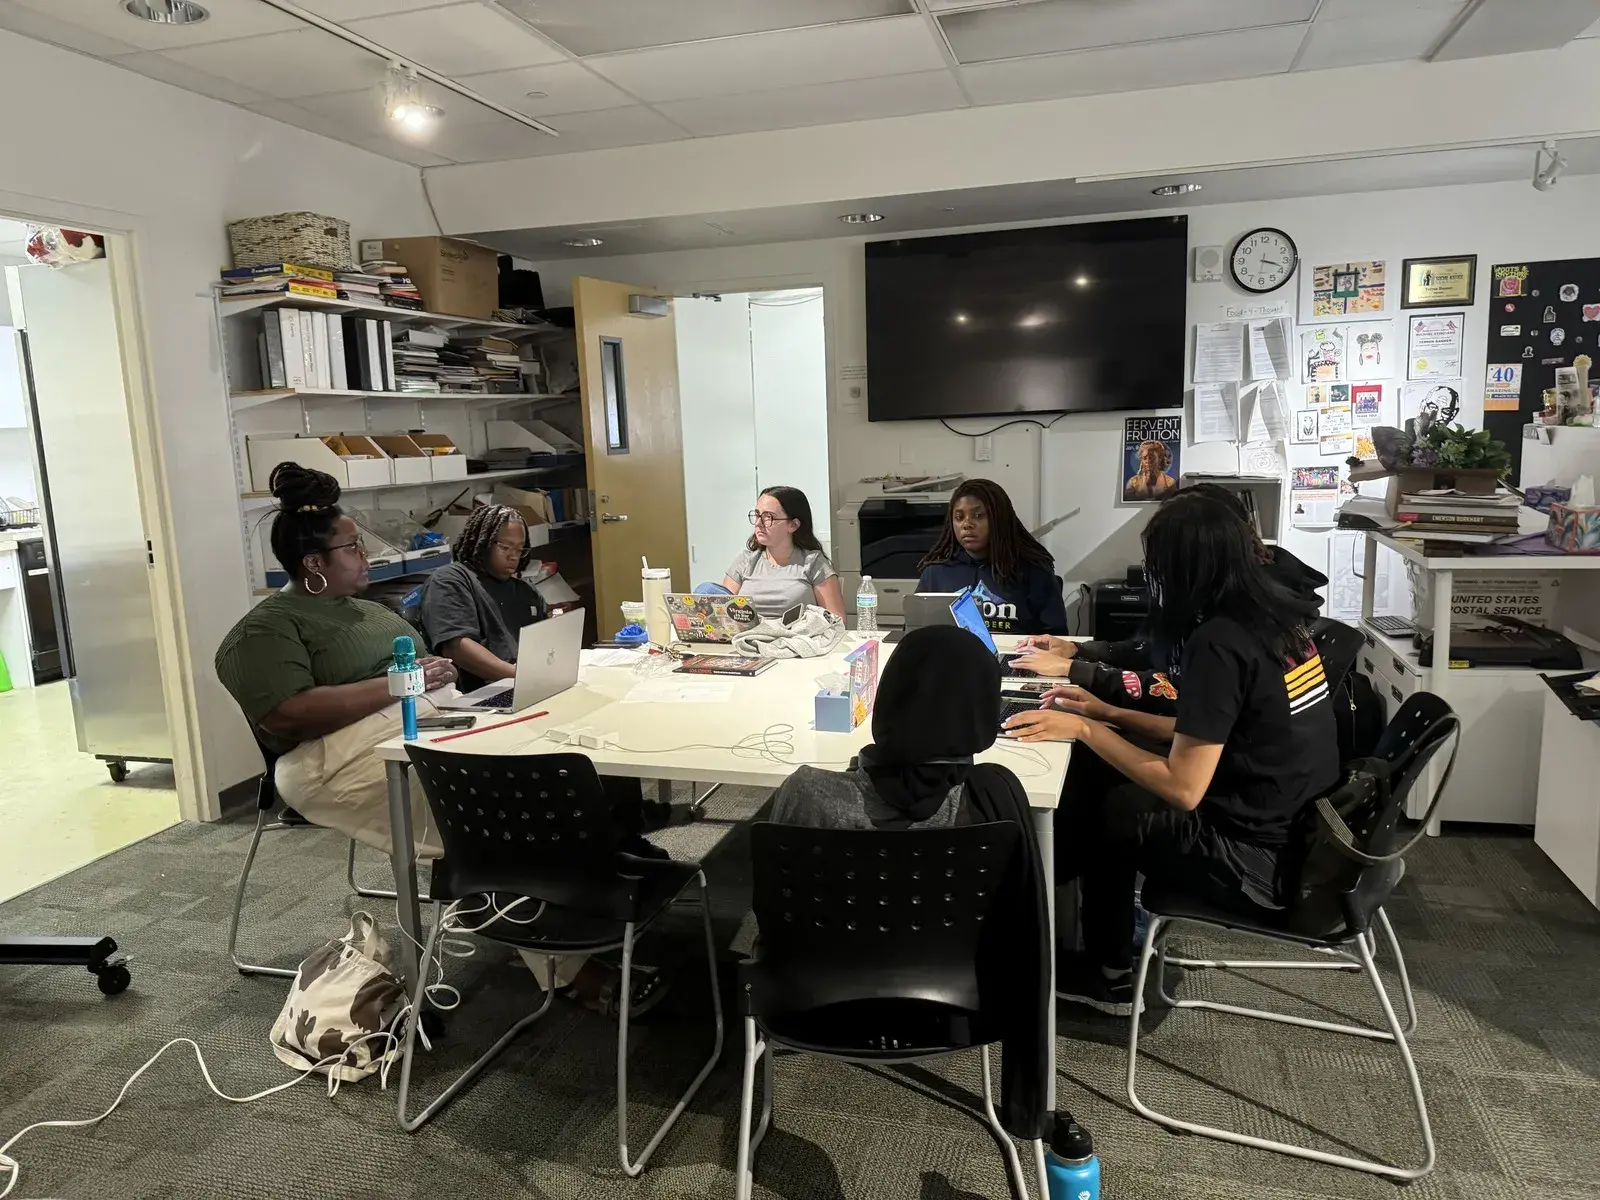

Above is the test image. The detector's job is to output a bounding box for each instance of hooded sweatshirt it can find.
[1067,546,1329,712]
[915,547,1067,635]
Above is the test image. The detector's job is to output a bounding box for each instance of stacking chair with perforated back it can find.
[1127,693,1460,1182]
[396,745,722,1177]
[226,732,421,978]
[735,822,1049,1200]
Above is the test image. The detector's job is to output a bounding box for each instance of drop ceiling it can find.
[1,0,1598,168]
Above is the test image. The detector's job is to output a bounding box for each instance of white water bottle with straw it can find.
[641,557,673,648]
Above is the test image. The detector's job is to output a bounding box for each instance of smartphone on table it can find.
[416,714,477,732]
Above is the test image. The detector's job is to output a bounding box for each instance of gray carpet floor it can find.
[1,791,1597,1200]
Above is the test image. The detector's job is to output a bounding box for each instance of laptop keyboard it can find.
[998,653,1040,678]
[998,697,1039,731]
[472,691,515,710]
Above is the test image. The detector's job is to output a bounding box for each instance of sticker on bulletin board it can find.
[1492,264,1529,297]
[1484,362,1523,410]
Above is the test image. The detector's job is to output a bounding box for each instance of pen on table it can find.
[429,710,549,743]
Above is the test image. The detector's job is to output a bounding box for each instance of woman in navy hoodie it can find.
[916,479,1067,635]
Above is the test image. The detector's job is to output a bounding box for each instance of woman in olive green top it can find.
[215,463,459,855]
[216,463,668,1018]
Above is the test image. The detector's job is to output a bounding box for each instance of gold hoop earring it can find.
[305,570,328,596]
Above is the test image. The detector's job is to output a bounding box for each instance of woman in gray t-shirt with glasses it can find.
[722,485,846,620]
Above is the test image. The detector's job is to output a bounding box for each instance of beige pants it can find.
[274,697,584,990]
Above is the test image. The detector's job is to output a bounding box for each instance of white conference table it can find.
[373,635,1073,1106]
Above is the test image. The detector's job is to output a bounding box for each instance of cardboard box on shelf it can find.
[493,483,554,527]
[247,433,391,491]
[369,236,497,319]
[370,434,432,486]
[410,431,469,481]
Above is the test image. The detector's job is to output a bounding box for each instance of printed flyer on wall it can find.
[1311,260,1387,317]
[1407,312,1464,380]
[1121,416,1182,503]
[1302,326,1346,382]
[1291,466,1341,528]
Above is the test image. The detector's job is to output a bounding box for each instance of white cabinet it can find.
[1535,689,1600,908]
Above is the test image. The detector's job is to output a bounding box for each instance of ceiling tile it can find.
[112,48,274,105]
[246,99,362,141]
[6,0,302,52]
[343,3,564,75]
[295,0,466,18]
[587,16,947,103]
[454,61,635,118]
[1432,0,1600,60]
[941,0,1317,64]
[1316,0,1463,17]
[498,0,915,57]
[355,133,456,166]
[423,112,575,163]
[656,71,966,137]
[512,105,689,155]
[1297,4,1465,71]
[0,0,144,57]
[296,81,505,142]
[159,28,389,100]
[961,24,1307,105]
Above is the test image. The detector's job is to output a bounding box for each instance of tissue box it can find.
[815,640,879,733]
[1547,502,1600,553]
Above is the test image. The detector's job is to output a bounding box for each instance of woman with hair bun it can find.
[214,462,459,856]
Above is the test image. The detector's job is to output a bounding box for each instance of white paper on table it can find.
[1248,317,1293,380]
[1193,382,1239,442]
[581,648,646,669]
[621,677,736,704]
[1194,321,1244,383]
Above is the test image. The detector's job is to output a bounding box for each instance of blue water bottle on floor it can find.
[389,635,425,741]
[1045,1112,1099,1200]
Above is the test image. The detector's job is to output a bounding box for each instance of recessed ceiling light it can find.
[562,237,604,248]
[123,0,208,23]
[1151,183,1202,196]
[524,91,548,99]
[953,313,970,324]
[839,213,884,224]
[1073,275,1091,287]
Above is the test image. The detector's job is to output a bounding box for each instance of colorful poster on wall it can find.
[1407,312,1465,380]
[1348,322,1394,380]
[1351,383,1384,426]
[1121,416,1182,503]
[1485,362,1523,411]
[1291,466,1341,528]
[1302,326,1346,382]
[1306,382,1349,409]
[1312,260,1386,317]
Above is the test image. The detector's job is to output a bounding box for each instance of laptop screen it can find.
[950,589,999,655]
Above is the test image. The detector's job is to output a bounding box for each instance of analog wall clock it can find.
[1230,227,1298,293]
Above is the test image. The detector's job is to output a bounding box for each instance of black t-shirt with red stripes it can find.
[1174,616,1340,847]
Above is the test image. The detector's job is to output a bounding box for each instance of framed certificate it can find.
[1401,255,1477,309]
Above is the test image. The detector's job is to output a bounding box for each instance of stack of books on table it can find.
[449,335,524,392]
[359,260,423,310]
[1393,489,1521,544]
[220,263,338,300]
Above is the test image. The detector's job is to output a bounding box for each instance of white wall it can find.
[530,172,1600,618]
[0,29,435,804]
[676,294,757,579]
[750,290,831,551]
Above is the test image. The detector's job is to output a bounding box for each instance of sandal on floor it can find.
[565,962,673,1021]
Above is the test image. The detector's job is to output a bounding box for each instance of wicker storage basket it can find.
[227,212,353,270]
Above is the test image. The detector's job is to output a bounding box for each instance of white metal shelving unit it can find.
[213,290,585,600]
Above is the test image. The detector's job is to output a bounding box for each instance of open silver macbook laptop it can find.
[436,608,585,713]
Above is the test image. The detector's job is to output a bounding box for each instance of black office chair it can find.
[226,733,421,978]
[735,822,1049,1200]
[0,934,129,994]
[394,745,722,1177]
[1127,693,1460,1182]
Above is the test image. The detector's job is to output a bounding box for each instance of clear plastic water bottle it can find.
[388,635,425,741]
[855,575,878,634]
[1045,1112,1100,1200]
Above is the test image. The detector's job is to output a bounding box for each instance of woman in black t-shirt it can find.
[1004,490,1341,1015]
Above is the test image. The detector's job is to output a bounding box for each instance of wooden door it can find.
[573,277,689,632]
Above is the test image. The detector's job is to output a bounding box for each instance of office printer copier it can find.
[835,476,962,625]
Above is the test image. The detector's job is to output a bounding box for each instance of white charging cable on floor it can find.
[0,1028,406,1200]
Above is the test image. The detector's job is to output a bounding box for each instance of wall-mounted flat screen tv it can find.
[865,215,1188,421]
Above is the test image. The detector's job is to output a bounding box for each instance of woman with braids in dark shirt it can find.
[915,478,1067,635]
[419,504,549,690]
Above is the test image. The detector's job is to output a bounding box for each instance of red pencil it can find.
[429,710,550,744]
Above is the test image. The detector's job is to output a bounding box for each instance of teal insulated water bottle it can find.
[1045,1112,1099,1200]
[389,635,425,741]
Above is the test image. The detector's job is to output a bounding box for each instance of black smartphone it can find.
[416,714,476,731]
[1002,681,1053,696]
[781,603,804,625]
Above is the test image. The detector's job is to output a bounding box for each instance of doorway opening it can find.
[674,287,831,584]
[0,216,178,902]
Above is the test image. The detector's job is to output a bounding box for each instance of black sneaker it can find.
[1055,954,1134,1017]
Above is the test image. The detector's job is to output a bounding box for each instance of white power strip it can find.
[547,725,618,749]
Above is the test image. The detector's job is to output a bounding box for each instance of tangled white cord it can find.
[608,723,805,765]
